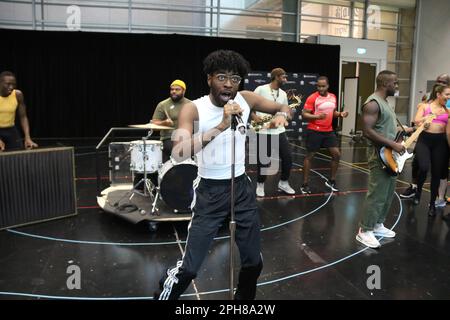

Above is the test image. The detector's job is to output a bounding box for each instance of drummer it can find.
[134,80,191,191]
[151,79,191,162]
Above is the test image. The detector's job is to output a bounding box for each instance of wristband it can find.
[275,111,288,119]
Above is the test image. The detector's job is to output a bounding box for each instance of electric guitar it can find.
[250,95,302,132]
[378,114,436,176]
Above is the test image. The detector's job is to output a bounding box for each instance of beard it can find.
[387,89,396,97]
[171,94,183,102]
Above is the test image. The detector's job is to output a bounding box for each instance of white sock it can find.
[438,179,447,200]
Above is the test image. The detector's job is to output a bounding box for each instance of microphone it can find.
[228,99,246,135]
[233,115,246,135]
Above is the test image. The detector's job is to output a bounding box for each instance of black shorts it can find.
[0,126,22,151]
[306,130,337,152]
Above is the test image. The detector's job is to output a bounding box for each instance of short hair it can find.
[203,50,251,79]
[436,73,450,85]
[317,76,329,84]
[270,68,286,81]
[0,71,15,81]
[376,70,397,88]
[429,83,450,101]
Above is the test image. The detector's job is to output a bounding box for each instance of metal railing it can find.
[1,0,416,121]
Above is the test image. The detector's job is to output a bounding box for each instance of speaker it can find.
[0,147,77,229]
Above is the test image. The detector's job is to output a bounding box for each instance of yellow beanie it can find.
[170,79,186,91]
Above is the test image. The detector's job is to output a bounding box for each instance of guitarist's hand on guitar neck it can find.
[398,125,414,135]
[377,113,435,176]
[415,112,437,131]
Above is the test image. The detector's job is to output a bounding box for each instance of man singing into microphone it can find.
[154,50,292,300]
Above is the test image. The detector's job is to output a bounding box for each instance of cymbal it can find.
[129,123,174,130]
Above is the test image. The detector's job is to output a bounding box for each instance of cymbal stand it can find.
[130,129,160,214]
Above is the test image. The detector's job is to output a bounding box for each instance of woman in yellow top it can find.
[0,71,38,151]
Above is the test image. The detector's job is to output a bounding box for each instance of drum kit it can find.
[127,123,198,216]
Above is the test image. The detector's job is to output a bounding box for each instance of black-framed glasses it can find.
[215,73,242,85]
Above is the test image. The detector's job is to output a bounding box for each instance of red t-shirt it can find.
[304,92,337,132]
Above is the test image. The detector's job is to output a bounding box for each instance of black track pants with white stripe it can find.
[156,174,263,300]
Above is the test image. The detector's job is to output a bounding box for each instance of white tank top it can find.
[194,92,250,179]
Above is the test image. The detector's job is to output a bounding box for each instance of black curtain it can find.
[0,29,340,138]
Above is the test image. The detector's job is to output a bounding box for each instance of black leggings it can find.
[415,132,449,206]
[411,151,448,182]
[256,132,292,183]
[156,175,262,300]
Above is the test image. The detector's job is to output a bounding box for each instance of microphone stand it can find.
[229,114,239,300]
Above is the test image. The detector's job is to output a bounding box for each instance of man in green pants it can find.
[356,70,405,248]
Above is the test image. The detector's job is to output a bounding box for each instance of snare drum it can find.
[158,158,198,211]
[130,140,163,173]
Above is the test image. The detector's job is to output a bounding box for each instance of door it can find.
[356,62,377,131]
[340,61,377,135]
[341,77,358,136]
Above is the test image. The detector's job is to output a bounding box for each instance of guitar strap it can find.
[395,117,406,136]
[395,117,408,139]
[370,99,409,138]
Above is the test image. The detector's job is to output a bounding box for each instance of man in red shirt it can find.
[301,76,348,193]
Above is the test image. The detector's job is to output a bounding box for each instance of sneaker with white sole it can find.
[278,180,295,195]
[400,185,417,199]
[373,223,396,238]
[435,199,446,208]
[256,182,265,197]
[356,229,381,248]
[300,184,312,194]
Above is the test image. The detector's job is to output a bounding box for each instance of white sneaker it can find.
[356,229,381,248]
[278,180,295,195]
[373,223,396,238]
[256,182,265,197]
[435,199,446,208]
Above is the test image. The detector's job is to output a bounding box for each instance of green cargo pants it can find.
[360,147,397,231]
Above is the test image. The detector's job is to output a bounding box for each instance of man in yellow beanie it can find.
[151,79,190,162]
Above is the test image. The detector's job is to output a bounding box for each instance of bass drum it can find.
[158,158,198,211]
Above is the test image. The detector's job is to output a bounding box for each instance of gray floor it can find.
[0,136,449,300]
